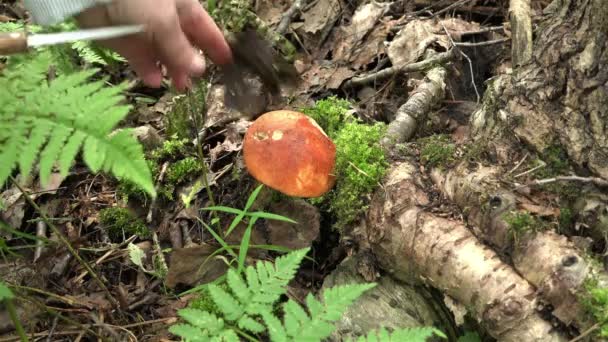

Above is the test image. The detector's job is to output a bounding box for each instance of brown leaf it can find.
[301,0,341,34]
[166,244,229,288]
[388,18,480,67]
[332,2,388,63]
[266,198,321,249]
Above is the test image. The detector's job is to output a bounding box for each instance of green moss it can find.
[98,207,150,241]
[117,159,160,203]
[502,210,548,242]
[150,137,191,162]
[165,81,208,139]
[302,97,389,231]
[580,276,608,338]
[301,96,353,139]
[535,144,570,178]
[417,134,456,168]
[166,157,202,185]
[558,207,575,232]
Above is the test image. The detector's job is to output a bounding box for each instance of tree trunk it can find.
[472,0,608,178]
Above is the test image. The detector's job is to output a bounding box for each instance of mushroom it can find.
[243,110,336,197]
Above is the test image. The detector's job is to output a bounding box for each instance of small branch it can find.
[569,323,601,342]
[380,51,449,149]
[460,26,505,36]
[517,175,608,190]
[440,23,480,102]
[343,48,456,88]
[276,0,308,35]
[9,177,119,310]
[454,37,510,47]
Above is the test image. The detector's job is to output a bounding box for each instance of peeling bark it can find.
[509,0,533,66]
[364,162,568,341]
[429,163,598,330]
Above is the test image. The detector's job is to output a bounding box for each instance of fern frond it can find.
[350,326,447,342]
[0,51,155,196]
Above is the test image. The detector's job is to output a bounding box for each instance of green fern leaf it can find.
[317,283,376,321]
[0,51,155,196]
[237,315,265,333]
[261,310,288,342]
[177,308,225,333]
[168,324,209,342]
[282,299,308,336]
[207,283,245,321]
[227,267,250,303]
[351,326,447,342]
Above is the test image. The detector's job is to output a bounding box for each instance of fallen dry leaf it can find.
[301,0,341,34]
[333,2,388,63]
[266,198,320,249]
[166,243,229,288]
[388,18,480,67]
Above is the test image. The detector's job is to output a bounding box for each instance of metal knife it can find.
[0,25,144,55]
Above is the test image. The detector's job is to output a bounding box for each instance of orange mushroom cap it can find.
[243,110,336,197]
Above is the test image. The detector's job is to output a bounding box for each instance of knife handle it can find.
[0,32,28,55]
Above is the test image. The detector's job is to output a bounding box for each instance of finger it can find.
[177,0,233,65]
[101,37,163,88]
[147,7,206,79]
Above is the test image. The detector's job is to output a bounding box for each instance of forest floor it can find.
[2,0,605,341]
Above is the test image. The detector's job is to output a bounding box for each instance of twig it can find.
[516,175,608,190]
[440,22,480,103]
[430,0,475,18]
[569,323,601,342]
[8,176,118,309]
[343,48,456,88]
[146,161,169,224]
[381,51,449,149]
[513,160,546,178]
[277,0,308,34]
[506,152,529,175]
[460,26,505,36]
[455,37,510,47]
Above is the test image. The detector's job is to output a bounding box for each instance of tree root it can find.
[363,162,568,341]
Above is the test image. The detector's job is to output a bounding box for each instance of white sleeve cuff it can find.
[23,0,113,26]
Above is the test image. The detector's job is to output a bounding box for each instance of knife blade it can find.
[0,25,144,55]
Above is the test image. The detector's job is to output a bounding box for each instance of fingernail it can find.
[190,54,206,75]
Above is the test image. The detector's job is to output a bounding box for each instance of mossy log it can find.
[362,162,568,341]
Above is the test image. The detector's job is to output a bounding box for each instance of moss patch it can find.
[580,275,608,339]
[302,97,389,231]
[98,207,150,241]
[166,157,203,185]
[417,134,456,169]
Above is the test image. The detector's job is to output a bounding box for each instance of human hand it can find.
[75,0,233,91]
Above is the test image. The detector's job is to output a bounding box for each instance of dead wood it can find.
[472,0,608,180]
[276,0,308,35]
[508,0,533,66]
[429,163,598,330]
[379,53,450,150]
[363,162,568,341]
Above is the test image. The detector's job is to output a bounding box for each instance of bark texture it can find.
[430,163,595,329]
[472,0,608,179]
[363,162,568,341]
